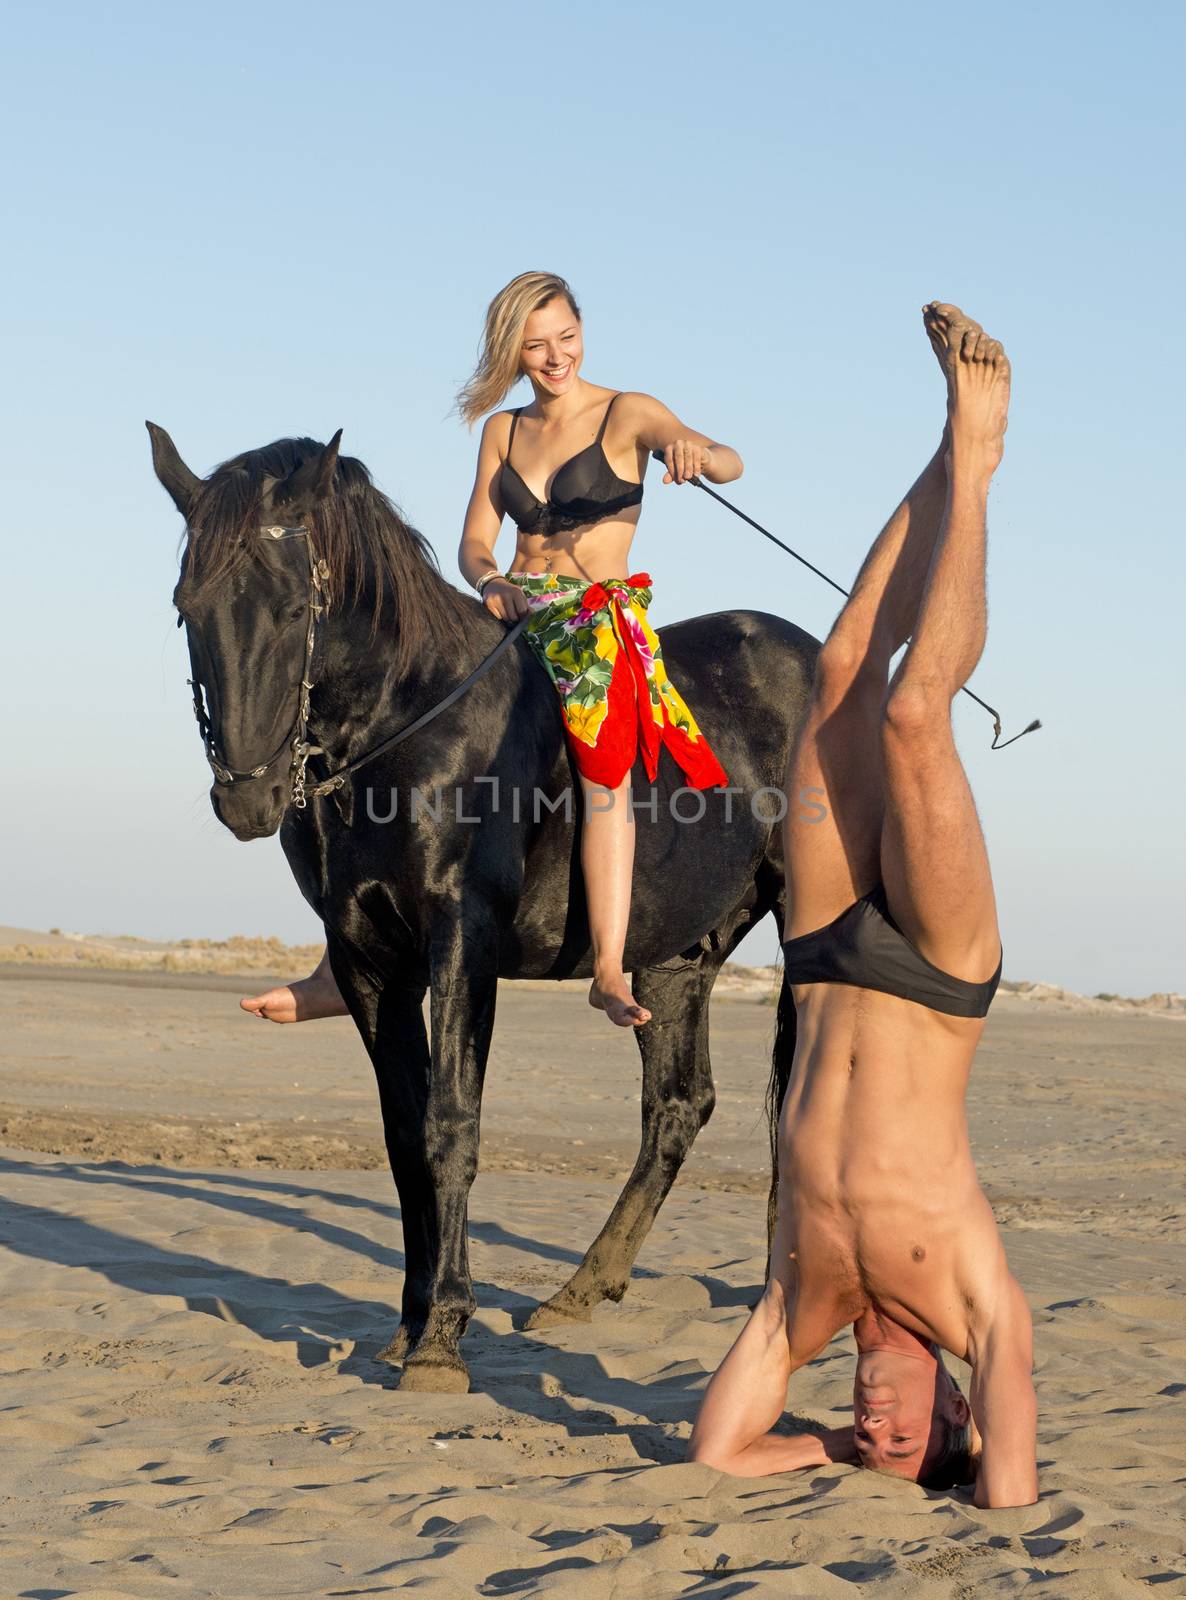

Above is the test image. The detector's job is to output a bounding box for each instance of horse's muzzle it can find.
[210,776,287,840]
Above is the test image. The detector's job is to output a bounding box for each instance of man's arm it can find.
[969,1276,1039,1508]
[687,1283,843,1477]
[700,1424,858,1478]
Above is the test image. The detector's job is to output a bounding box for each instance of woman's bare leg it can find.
[581,773,652,1028]
[240,945,350,1023]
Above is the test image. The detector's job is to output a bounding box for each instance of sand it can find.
[1,953,1184,1597]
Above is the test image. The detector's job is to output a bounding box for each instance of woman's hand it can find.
[661,439,712,486]
[482,577,530,622]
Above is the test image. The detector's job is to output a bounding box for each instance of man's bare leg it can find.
[879,305,1010,977]
[782,386,953,940]
[241,946,350,1023]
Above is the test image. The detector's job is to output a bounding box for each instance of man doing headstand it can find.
[688,303,1037,1508]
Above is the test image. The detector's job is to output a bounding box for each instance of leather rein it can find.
[185,523,526,810]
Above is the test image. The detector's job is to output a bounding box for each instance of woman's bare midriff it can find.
[777,982,1003,1359]
[506,510,642,581]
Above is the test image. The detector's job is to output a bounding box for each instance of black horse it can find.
[150,422,814,1392]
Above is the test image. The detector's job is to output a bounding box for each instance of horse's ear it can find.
[146,421,202,519]
[277,429,343,508]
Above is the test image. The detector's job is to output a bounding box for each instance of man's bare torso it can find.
[776,981,1008,1366]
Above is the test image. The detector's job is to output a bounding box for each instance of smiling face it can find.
[520,294,583,397]
[852,1344,971,1481]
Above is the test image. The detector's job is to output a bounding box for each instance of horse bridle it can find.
[184,523,526,811]
[185,525,328,809]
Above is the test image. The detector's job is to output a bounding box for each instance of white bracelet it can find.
[474,571,501,596]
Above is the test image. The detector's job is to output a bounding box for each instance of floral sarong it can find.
[502,570,729,791]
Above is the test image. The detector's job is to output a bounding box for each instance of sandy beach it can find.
[1,941,1183,1597]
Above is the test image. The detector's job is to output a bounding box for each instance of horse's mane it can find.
[182,437,471,678]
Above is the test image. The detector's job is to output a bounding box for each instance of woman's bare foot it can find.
[589,970,652,1028]
[240,949,349,1023]
[922,301,1011,470]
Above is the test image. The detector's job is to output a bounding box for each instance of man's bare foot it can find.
[589,971,652,1028]
[922,301,1011,471]
[240,951,349,1023]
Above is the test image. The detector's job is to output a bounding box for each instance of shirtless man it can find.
[687,304,1037,1508]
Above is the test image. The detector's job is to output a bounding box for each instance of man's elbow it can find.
[975,1398,1039,1507]
[686,1436,733,1472]
[974,1474,1039,1509]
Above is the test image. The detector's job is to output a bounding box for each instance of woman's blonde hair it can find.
[456,271,581,426]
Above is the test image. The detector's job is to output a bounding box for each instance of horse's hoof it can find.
[524,1295,594,1331]
[398,1350,470,1401]
[396,1356,470,1394]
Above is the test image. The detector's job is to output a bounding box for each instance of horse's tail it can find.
[765,967,797,1249]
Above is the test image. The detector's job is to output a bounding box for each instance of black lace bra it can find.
[500,392,644,537]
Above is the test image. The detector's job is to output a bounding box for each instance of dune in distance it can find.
[3,921,1183,1016]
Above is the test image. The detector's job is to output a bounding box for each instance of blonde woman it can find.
[454,270,739,1027]
[243,271,740,1028]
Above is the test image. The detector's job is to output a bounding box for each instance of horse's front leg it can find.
[395,920,499,1393]
[368,981,434,1365]
[322,939,435,1364]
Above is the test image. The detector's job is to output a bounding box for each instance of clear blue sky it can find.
[3,0,1183,995]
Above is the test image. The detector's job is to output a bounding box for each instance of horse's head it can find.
[151,422,474,841]
[149,421,343,840]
